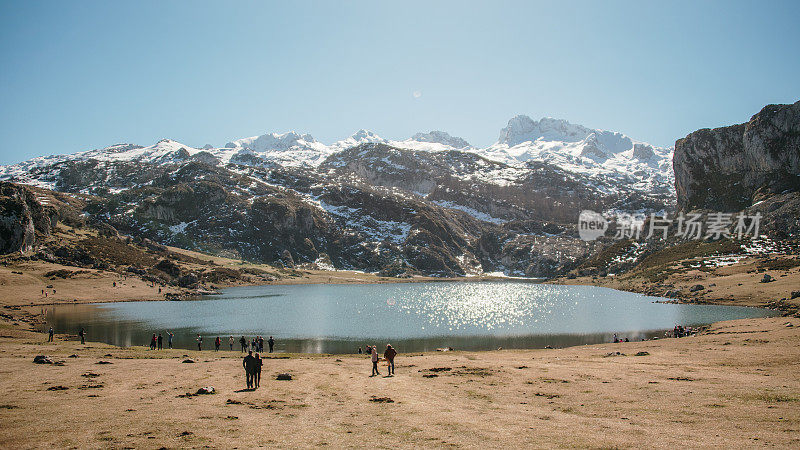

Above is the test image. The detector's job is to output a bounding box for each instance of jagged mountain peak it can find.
[224,131,319,152]
[410,131,471,149]
[498,115,592,146]
[349,129,384,142]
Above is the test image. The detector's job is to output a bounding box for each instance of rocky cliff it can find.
[674,101,800,211]
[0,182,60,254]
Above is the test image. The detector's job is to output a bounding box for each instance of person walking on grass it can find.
[243,351,255,389]
[48,327,54,342]
[240,336,247,353]
[197,334,203,351]
[370,345,380,377]
[384,344,397,376]
[254,353,262,388]
[215,336,221,352]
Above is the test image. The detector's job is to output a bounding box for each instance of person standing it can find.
[79,327,86,345]
[157,333,163,350]
[370,345,380,377]
[229,336,234,351]
[384,344,397,376]
[167,331,174,349]
[48,327,54,342]
[239,336,247,353]
[196,335,203,351]
[150,333,157,350]
[268,336,275,353]
[258,336,264,353]
[254,353,262,389]
[215,336,221,352]
[242,351,255,389]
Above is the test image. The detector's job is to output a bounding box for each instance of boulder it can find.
[177,273,199,288]
[761,274,774,283]
[690,284,704,292]
[276,373,292,380]
[33,355,53,364]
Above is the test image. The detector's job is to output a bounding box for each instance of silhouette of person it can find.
[243,351,255,389]
[254,353,262,388]
[268,336,275,353]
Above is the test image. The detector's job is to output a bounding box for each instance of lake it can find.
[42,281,776,353]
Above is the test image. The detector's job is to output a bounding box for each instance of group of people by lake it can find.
[235,335,274,353]
[148,332,174,349]
[673,325,692,338]
[194,335,275,352]
[358,344,397,377]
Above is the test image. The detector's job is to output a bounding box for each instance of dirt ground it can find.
[0,317,798,448]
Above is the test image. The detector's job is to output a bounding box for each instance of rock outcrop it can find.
[0,182,58,254]
[674,101,800,211]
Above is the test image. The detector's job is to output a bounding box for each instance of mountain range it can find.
[4,105,796,279]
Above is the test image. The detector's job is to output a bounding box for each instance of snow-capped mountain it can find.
[476,116,674,193]
[0,115,673,193]
[0,115,675,278]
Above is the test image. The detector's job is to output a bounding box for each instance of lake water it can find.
[43,281,776,353]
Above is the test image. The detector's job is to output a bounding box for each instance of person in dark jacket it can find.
[384,344,397,376]
[243,351,255,389]
[254,353,262,388]
[268,336,275,353]
[215,336,221,352]
[157,333,163,350]
[78,328,86,344]
[239,336,247,352]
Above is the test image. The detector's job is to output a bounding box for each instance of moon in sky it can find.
[413,90,422,99]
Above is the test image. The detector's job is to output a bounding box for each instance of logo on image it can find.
[578,210,608,241]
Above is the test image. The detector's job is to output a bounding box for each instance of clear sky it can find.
[1,0,798,165]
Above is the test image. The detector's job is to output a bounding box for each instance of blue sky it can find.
[1,0,798,165]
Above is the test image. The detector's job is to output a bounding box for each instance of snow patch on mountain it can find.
[476,115,674,193]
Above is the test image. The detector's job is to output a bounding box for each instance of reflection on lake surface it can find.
[43,282,776,353]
